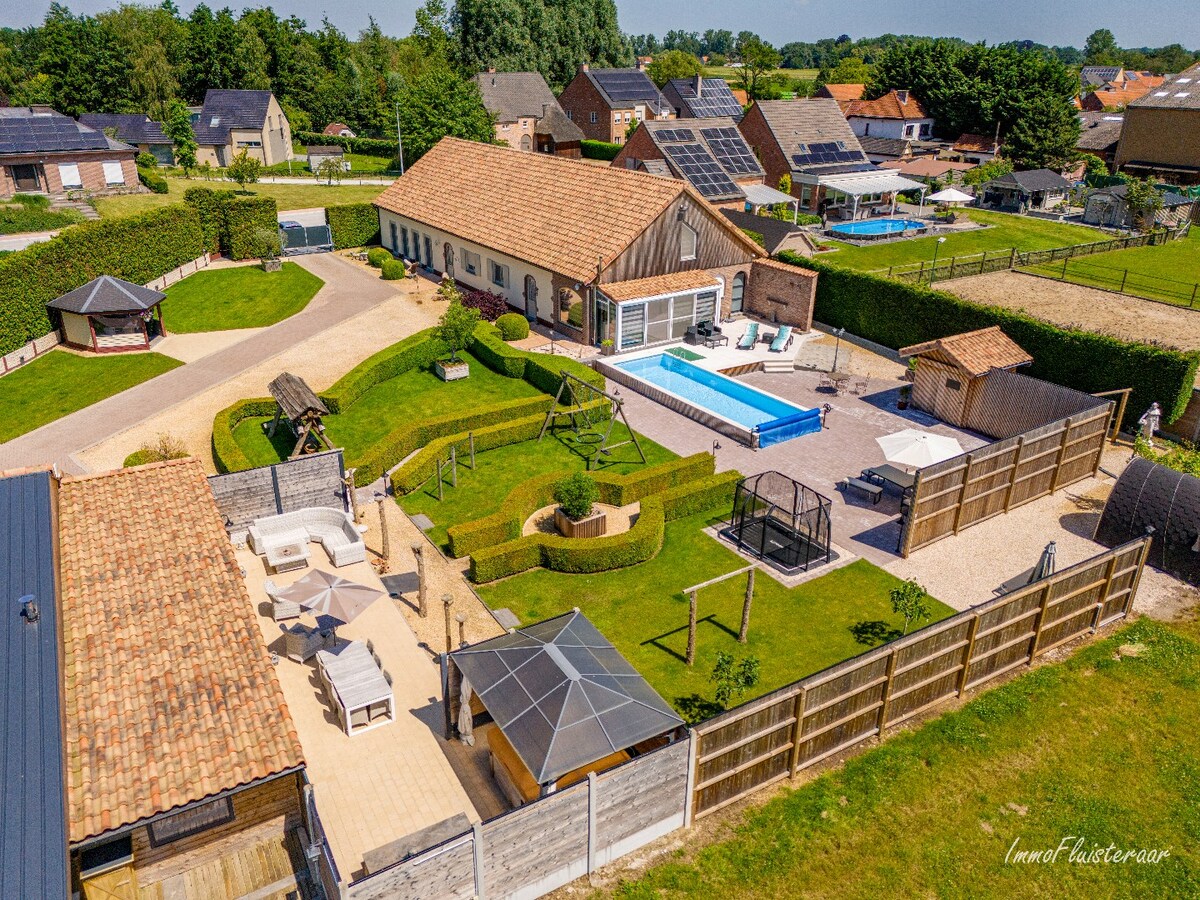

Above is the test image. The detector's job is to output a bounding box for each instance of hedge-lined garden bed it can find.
[778,251,1200,425]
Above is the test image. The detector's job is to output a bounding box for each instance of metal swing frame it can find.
[537,372,647,465]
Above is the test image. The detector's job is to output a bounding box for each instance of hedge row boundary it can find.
[294,131,396,156]
[581,139,621,161]
[466,468,742,583]
[777,251,1200,425]
[326,203,381,249]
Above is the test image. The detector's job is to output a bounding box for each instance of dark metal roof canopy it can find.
[0,471,69,899]
[451,611,683,784]
[46,275,165,315]
[1094,456,1200,584]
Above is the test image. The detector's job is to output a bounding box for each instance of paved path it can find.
[0,254,396,474]
[0,229,57,252]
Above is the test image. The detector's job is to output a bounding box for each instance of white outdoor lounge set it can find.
[248,506,368,572]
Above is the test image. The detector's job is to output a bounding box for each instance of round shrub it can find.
[367,247,392,268]
[554,472,599,521]
[496,312,530,341]
[381,258,406,280]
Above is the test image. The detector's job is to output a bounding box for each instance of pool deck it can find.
[612,319,810,375]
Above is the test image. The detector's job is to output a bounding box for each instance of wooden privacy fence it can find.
[900,375,1113,557]
[689,538,1150,819]
[344,738,691,900]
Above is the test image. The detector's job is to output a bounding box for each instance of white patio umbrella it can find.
[276,568,384,627]
[458,676,475,746]
[876,429,964,469]
[927,187,974,205]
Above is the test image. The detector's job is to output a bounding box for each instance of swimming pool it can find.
[829,218,927,239]
[608,353,821,447]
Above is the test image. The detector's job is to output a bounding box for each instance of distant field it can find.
[94,177,386,218]
[704,65,819,82]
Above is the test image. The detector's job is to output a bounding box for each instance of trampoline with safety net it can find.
[722,471,832,574]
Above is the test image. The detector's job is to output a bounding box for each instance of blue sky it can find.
[3,0,1198,49]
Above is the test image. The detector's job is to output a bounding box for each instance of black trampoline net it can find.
[723,471,832,573]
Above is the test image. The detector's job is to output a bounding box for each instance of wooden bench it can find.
[845,477,883,505]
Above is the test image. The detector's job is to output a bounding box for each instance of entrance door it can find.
[82,865,138,900]
[524,275,538,319]
[443,242,455,277]
[10,164,41,192]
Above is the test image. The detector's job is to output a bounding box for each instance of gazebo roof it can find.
[47,275,165,315]
[451,611,683,785]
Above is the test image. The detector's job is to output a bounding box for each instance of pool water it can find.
[614,353,817,437]
[829,218,926,236]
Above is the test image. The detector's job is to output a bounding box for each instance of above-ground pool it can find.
[829,218,927,240]
[607,353,821,448]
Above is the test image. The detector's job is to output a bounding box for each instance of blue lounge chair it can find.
[769,325,793,353]
[737,323,759,350]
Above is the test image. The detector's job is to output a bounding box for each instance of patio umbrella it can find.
[927,187,974,205]
[1030,541,1057,582]
[458,677,475,746]
[876,429,964,469]
[275,569,384,627]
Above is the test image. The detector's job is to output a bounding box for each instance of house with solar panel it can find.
[738,99,925,218]
[661,75,746,121]
[611,118,799,214]
[79,113,176,165]
[557,65,675,145]
[0,106,138,199]
[192,89,293,168]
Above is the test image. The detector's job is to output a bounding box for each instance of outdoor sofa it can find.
[248,506,367,568]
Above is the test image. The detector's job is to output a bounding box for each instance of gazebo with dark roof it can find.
[447,610,684,805]
[47,275,166,353]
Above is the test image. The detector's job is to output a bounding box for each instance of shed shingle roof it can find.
[58,459,303,843]
[47,275,165,315]
[900,326,1032,377]
[374,137,759,283]
[988,168,1072,193]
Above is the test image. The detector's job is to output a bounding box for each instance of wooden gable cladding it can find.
[600,196,762,284]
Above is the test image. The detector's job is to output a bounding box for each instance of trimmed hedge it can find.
[183,186,234,253]
[0,204,204,355]
[496,312,530,341]
[327,203,381,249]
[468,323,606,392]
[295,131,396,156]
[367,247,391,267]
[226,197,279,260]
[466,470,740,582]
[777,251,1200,426]
[319,328,445,413]
[448,453,715,558]
[211,398,277,473]
[137,166,169,194]
[581,139,621,161]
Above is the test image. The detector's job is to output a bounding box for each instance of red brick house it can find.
[473,70,584,157]
[0,106,139,199]
[557,66,675,145]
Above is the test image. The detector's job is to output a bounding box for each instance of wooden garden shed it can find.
[900,327,1032,428]
[48,275,166,353]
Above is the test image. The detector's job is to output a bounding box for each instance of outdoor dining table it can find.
[862,464,916,492]
[829,372,852,395]
[315,640,394,736]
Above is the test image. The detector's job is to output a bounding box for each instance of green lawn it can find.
[0,350,181,442]
[93,176,385,218]
[478,508,953,719]
[1024,227,1200,307]
[232,349,544,469]
[399,425,678,550]
[704,65,819,82]
[607,618,1200,899]
[160,262,323,333]
[821,210,1104,273]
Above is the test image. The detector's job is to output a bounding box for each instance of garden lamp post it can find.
[929,236,947,285]
[832,327,845,372]
[394,103,405,176]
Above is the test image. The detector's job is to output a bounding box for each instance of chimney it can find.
[543,103,550,118]
[580,63,589,73]
[896,90,908,105]
[695,73,703,97]
[19,594,39,624]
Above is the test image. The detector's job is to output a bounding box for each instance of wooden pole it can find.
[686,590,697,666]
[450,445,458,487]
[412,542,428,618]
[469,432,476,468]
[377,498,390,573]
[345,468,360,522]
[957,614,980,697]
[738,569,755,644]
[437,459,444,501]
[443,594,454,655]
[788,687,808,776]
[457,613,467,647]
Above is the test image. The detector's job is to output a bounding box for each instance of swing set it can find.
[537,372,646,468]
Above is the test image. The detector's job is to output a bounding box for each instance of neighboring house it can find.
[1081,182,1197,229]
[979,168,1072,211]
[557,65,675,145]
[323,121,356,137]
[611,117,766,206]
[1115,63,1200,183]
[1081,66,1126,90]
[857,135,944,164]
[844,89,934,140]
[0,106,138,199]
[720,207,818,256]
[374,137,818,347]
[1076,112,1125,166]
[79,113,174,165]
[306,145,348,172]
[948,133,1000,164]
[193,89,292,167]
[1081,84,1153,111]
[815,83,866,107]
[1,459,311,900]
[661,76,745,120]
[473,70,585,157]
[879,156,976,185]
[738,99,924,216]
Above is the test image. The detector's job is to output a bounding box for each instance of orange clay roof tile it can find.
[900,326,1032,377]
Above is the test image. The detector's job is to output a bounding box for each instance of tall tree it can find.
[731,37,780,101]
[162,98,197,173]
[646,49,701,87]
[97,4,185,119]
[395,66,495,164]
[37,4,130,115]
[1083,29,1121,66]
[1002,95,1080,169]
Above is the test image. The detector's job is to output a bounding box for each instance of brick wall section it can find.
[610,125,664,169]
[744,257,817,329]
[1,152,138,198]
[558,71,628,143]
[737,105,794,199]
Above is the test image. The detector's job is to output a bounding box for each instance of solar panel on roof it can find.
[663,142,741,198]
[699,127,761,175]
[655,128,695,143]
[596,71,659,102]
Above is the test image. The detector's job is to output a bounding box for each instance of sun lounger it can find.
[737,323,759,350]
[769,325,793,352]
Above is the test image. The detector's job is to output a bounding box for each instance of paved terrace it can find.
[239,544,479,884]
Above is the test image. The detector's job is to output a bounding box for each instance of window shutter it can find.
[58,163,82,188]
[502,265,510,288]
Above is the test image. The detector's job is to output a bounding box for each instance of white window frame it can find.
[102,161,125,185]
[489,260,508,289]
[590,111,598,124]
[462,249,480,276]
[58,163,82,189]
[680,223,698,261]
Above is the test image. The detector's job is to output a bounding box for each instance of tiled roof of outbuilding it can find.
[900,326,1032,377]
